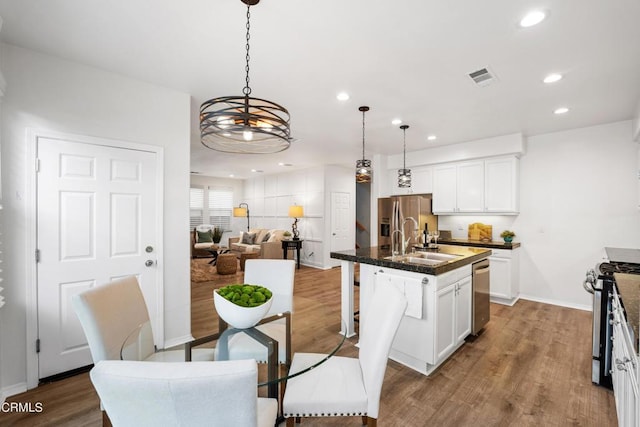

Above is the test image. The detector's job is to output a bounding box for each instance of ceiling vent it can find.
[468,67,497,87]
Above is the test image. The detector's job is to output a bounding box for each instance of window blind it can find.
[208,189,233,230]
[190,187,204,230]
[189,186,233,232]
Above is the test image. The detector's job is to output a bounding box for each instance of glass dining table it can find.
[120,318,346,418]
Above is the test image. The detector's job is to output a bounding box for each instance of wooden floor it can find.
[2,260,617,426]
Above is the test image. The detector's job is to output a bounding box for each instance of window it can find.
[189,186,233,232]
[190,187,205,230]
[208,189,232,231]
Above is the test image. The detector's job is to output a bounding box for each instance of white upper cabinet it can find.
[484,157,519,213]
[385,167,433,196]
[456,161,484,212]
[412,167,433,194]
[432,164,457,213]
[433,156,519,215]
[433,161,484,213]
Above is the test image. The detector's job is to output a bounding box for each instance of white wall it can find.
[242,165,354,269]
[377,120,640,310]
[0,43,191,394]
[512,121,639,309]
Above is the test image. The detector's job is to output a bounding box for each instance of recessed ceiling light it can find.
[391,119,402,125]
[229,174,235,178]
[543,73,563,83]
[278,162,293,167]
[336,92,350,101]
[554,107,569,115]
[519,10,546,28]
[250,169,264,173]
[427,135,437,141]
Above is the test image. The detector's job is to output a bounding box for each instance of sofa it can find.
[228,229,292,260]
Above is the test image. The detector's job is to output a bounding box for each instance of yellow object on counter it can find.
[468,223,492,241]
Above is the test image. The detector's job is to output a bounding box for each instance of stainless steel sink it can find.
[412,252,461,262]
[383,252,462,265]
[403,256,442,265]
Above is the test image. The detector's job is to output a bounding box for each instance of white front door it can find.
[36,137,161,378]
[330,192,352,266]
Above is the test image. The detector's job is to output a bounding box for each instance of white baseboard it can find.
[490,295,520,307]
[2,382,28,399]
[518,293,592,312]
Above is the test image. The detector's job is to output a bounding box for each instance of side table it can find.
[281,239,303,269]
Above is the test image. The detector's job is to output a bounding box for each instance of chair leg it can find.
[295,416,301,423]
[365,416,376,426]
[286,417,295,426]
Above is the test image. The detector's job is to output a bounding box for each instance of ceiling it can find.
[1,0,639,179]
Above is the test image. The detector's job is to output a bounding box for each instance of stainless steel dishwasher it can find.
[472,259,491,335]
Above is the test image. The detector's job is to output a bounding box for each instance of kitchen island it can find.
[330,245,491,376]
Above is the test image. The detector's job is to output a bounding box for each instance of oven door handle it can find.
[583,278,595,294]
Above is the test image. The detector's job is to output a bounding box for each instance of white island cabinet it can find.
[358,263,472,376]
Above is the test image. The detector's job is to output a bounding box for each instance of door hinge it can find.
[36,338,41,353]
[35,249,40,263]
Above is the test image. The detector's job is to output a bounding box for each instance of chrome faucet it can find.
[391,229,404,257]
[391,217,419,256]
[402,217,419,253]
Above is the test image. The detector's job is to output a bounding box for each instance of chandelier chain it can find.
[243,5,252,96]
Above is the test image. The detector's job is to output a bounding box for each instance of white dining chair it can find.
[215,259,296,366]
[90,359,278,427]
[282,282,407,426]
[72,276,214,363]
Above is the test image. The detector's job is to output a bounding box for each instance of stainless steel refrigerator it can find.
[377,194,438,251]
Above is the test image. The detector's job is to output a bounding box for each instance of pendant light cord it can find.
[361,109,366,160]
[403,127,407,169]
[243,5,252,96]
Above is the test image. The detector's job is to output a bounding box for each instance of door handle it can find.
[145,260,155,267]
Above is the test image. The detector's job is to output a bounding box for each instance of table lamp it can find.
[233,203,250,231]
[288,205,304,240]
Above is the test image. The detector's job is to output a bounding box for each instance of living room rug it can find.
[191,258,218,283]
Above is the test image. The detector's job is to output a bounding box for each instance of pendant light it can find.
[355,106,372,183]
[199,0,291,154]
[398,125,411,188]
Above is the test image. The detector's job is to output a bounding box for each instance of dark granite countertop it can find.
[614,273,640,355]
[436,238,521,250]
[330,245,492,275]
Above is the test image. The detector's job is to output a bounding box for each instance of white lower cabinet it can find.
[611,290,639,427]
[360,263,472,376]
[436,276,472,361]
[488,248,520,305]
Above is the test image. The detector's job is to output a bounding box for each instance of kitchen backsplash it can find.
[438,215,518,241]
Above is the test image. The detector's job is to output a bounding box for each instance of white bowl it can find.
[214,289,273,329]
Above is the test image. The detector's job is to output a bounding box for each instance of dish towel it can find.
[376,272,423,319]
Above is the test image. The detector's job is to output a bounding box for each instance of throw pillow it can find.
[262,232,271,243]
[197,230,213,243]
[241,232,256,244]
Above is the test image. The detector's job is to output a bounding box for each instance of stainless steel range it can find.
[583,247,640,388]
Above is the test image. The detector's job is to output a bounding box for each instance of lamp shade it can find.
[233,207,248,217]
[288,205,304,218]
